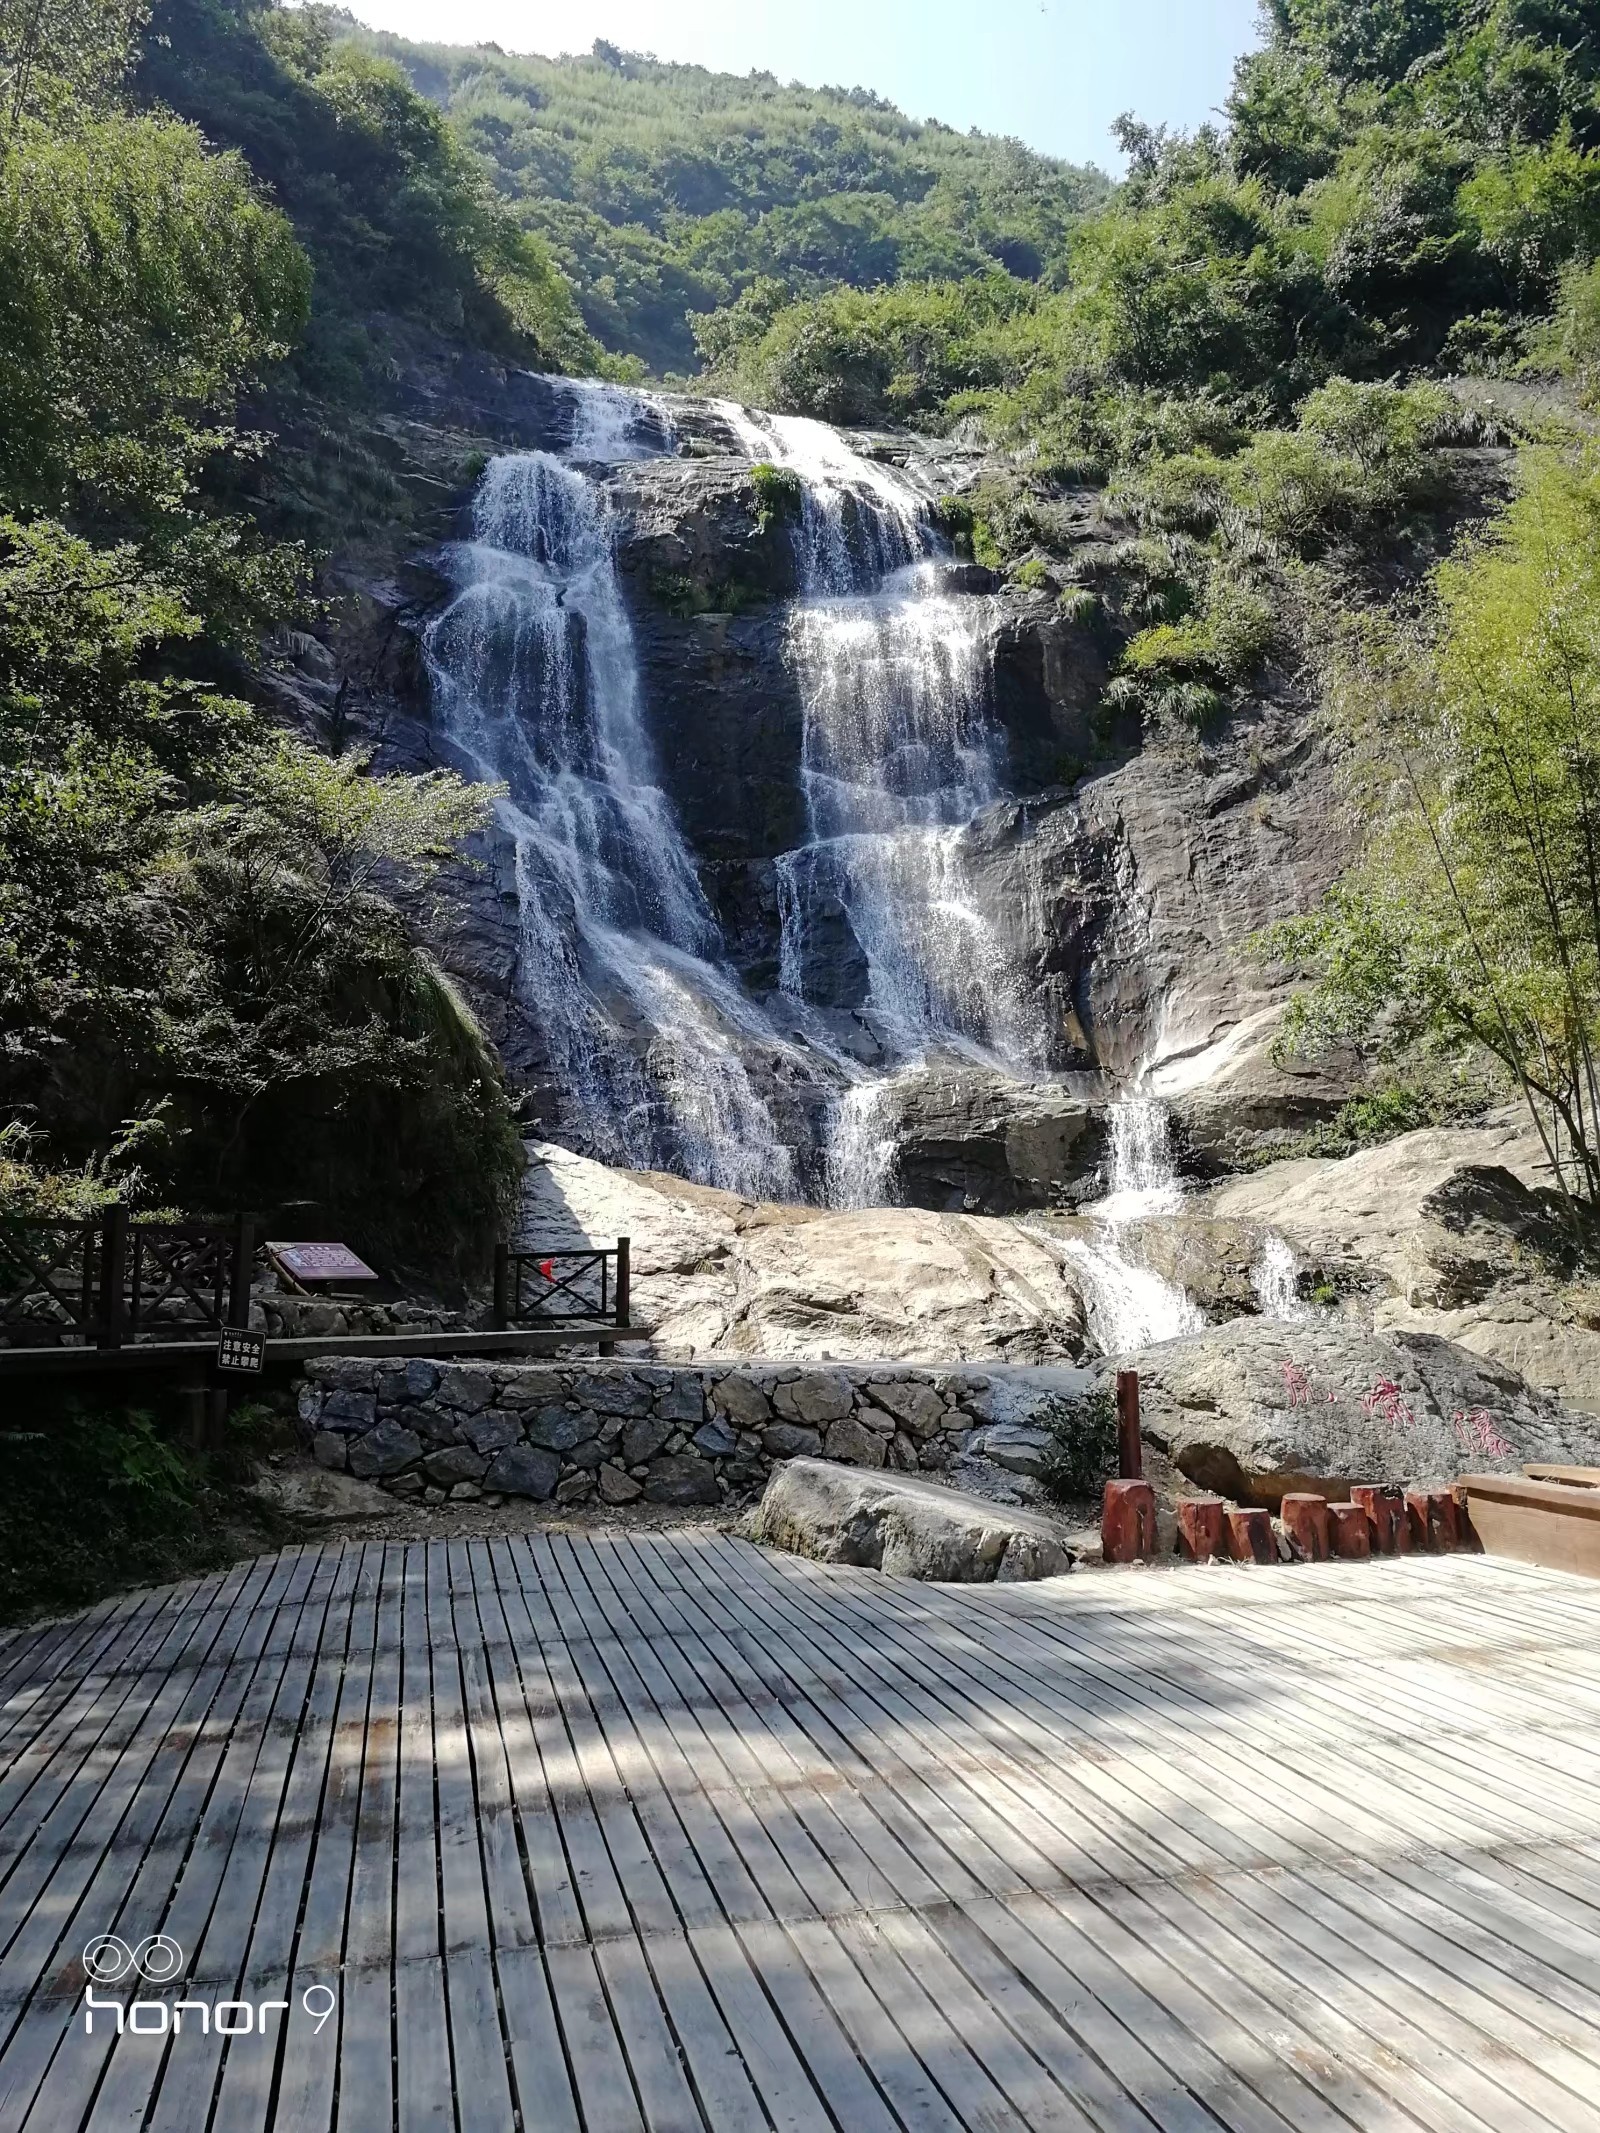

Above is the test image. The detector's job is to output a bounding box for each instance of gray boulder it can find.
[822,1414,888,1468]
[347,1420,423,1479]
[974,1423,1053,1477]
[751,1459,1073,1583]
[1128,1317,1600,1507]
[524,1403,600,1452]
[864,1379,948,1438]
[710,1375,771,1427]
[621,1415,674,1466]
[459,1409,523,1455]
[762,1422,823,1460]
[773,1371,855,1425]
[424,1446,488,1488]
[573,1373,653,1417]
[484,1445,561,1499]
[436,1366,495,1413]
[319,1389,376,1433]
[644,1453,721,1505]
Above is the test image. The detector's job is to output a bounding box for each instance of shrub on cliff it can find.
[1037,1387,1119,1506]
[1270,447,1600,1209]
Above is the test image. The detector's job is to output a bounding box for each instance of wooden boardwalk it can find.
[3,1534,1600,2132]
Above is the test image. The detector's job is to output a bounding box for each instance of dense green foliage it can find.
[1037,1386,1120,1507]
[0,1404,287,1621]
[1271,449,1600,1205]
[703,0,1600,432]
[139,0,604,402]
[698,2,1600,745]
[336,22,1109,374]
[0,5,523,1265]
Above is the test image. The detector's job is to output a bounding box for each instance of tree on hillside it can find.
[0,5,522,1265]
[1270,450,1600,1207]
[0,0,148,133]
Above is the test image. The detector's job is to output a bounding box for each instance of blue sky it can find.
[337,0,1266,169]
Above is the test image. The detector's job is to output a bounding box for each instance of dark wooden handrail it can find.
[491,1238,631,1329]
[2,1210,633,1351]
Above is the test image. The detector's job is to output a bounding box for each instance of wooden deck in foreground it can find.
[3,1537,1600,2133]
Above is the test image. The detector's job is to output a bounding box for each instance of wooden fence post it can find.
[228,1216,255,1329]
[1116,1368,1142,1480]
[615,1236,631,1328]
[492,1242,510,1331]
[99,1203,128,1351]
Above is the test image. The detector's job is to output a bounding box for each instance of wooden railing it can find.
[0,1209,633,1352]
[491,1240,630,1329]
[0,1209,254,1351]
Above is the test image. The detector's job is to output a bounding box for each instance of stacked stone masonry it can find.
[295,1359,991,1509]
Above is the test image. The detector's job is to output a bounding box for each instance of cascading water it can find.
[1253,1230,1314,1321]
[1055,1099,1207,1354]
[424,428,797,1199]
[723,405,1043,1197]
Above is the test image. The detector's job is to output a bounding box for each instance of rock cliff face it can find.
[280,354,1358,1213]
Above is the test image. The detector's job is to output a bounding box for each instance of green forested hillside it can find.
[698,0,1600,737]
[8,0,1600,1248]
[344,26,1112,373]
[0,0,522,1265]
[703,0,1600,432]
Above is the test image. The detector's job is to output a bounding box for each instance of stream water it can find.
[423,439,799,1198]
[719,403,1042,1198]
[1054,1099,1208,1352]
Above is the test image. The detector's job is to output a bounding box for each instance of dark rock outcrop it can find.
[279,352,1364,1187]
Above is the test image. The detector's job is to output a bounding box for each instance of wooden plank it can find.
[7,1530,1600,2133]
[14,1552,320,2133]
[0,1563,293,2133]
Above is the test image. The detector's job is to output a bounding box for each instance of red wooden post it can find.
[1102,1479,1156,1563]
[1404,1488,1436,1550]
[1352,1483,1406,1555]
[1115,1368,1142,1479]
[1225,1507,1275,1565]
[1176,1496,1225,1563]
[1280,1493,1331,1562]
[1328,1503,1371,1558]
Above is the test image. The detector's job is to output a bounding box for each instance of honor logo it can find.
[80,1938,336,2037]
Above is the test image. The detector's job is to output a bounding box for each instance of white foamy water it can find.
[1252,1229,1313,1322]
[425,419,796,1198]
[566,377,675,461]
[714,397,1043,1196]
[825,1079,900,1209]
[1055,1098,1206,1354]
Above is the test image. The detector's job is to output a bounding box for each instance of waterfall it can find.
[824,1079,900,1209]
[1253,1230,1314,1322]
[719,404,1042,1199]
[424,425,797,1199]
[1055,1099,1206,1355]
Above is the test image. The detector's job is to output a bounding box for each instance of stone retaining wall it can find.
[294,1358,1070,1509]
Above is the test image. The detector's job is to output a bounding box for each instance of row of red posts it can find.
[1100,1371,1480,1567]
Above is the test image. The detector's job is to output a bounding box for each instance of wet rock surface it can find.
[303,356,1363,1187]
[1208,1114,1600,1408]
[520,1139,1090,1360]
